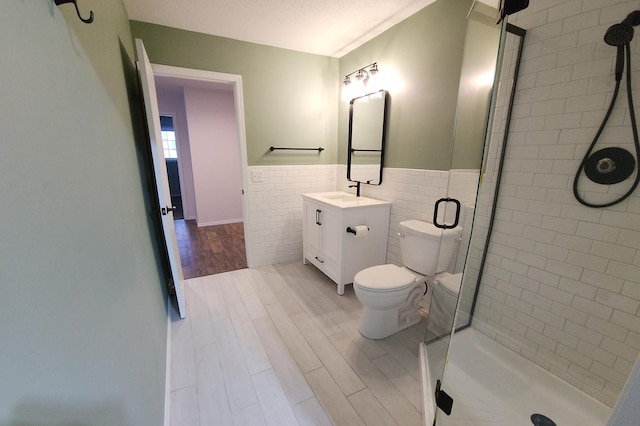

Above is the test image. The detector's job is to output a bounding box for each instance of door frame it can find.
[151,64,254,268]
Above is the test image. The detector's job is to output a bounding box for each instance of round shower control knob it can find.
[596,157,616,174]
[584,147,635,185]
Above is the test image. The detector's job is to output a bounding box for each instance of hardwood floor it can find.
[169,261,427,426]
[175,220,247,279]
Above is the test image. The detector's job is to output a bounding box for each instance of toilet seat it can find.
[354,264,416,292]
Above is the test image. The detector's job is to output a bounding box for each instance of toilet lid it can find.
[354,264,416,291]
[438,272,462,295]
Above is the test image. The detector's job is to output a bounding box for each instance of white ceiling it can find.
[123,0,499,58]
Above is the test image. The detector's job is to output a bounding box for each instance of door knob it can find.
[161,206,177,215]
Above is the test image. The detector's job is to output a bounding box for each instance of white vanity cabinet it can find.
[302,192,391,295]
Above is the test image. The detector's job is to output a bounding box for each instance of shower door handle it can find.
[433,198,460,229]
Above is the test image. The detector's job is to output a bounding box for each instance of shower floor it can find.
[437,328,612,425]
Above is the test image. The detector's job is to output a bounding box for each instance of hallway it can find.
[175,220,247,279]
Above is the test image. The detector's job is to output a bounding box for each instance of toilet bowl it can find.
[354,220,462,339]
[429,272,463,337]
[354,264,426,339]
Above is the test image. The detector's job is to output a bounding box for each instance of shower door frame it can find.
[456,22,527,335]
[428,22,527,424]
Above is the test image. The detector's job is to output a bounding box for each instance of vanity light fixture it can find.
[342,62,380,101]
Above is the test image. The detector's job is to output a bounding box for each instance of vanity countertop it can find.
[302,191,391,209]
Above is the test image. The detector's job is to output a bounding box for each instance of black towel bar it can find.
[270,146,324,152]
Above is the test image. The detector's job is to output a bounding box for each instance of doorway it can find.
[174,220,246,278]
[151,64,253,277]
[160,115,184,219]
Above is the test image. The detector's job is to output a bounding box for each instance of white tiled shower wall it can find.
[245,165,478,271]
[472,0,640,407]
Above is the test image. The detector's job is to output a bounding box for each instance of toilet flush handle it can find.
[397,232,405,238]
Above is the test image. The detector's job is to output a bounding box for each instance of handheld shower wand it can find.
[604,11,640,80]
[573,11,640,208]
[604,10,640,44]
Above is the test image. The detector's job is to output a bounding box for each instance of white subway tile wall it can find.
[245,165,336,268]
[245,165,477,272]
[338,165,449,266]
[472,0,640,407]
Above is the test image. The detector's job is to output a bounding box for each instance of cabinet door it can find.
[320,207,341,264]
[304,200,322,251]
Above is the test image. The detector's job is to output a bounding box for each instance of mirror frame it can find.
[347,90,388,185]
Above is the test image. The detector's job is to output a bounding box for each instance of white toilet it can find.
[353,219,462,339]
[429,272,463,338]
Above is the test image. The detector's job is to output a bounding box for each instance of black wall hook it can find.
[54,0,94,24]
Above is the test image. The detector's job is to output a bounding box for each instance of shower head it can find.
[604,23,634,46]
[605,10,640,46]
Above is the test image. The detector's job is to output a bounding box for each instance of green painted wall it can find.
[130,21,339,166]
[451,5,501,170]
[1,1,167,424]
[338,0,474,170]
[131,1,494,172]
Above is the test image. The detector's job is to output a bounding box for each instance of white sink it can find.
[302,191,390,208]
[323,194,358,202]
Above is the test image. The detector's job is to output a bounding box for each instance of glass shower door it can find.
[434,18,527,425]
[421,4,505,424]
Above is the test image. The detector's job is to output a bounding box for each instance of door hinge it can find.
[435,379,453,417]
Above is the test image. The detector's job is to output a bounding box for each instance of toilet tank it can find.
[399,220,463,276]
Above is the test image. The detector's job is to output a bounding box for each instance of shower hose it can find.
[573,42,640,208]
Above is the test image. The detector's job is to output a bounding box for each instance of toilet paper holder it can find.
[346,226,369,235]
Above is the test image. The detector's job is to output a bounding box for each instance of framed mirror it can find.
[347,90,388,185]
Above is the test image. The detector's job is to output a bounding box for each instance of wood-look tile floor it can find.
[170,261,427,426]
[175,220,247,279]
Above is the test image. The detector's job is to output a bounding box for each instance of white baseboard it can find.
[164,297,172,426]
[196,218,243,227]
